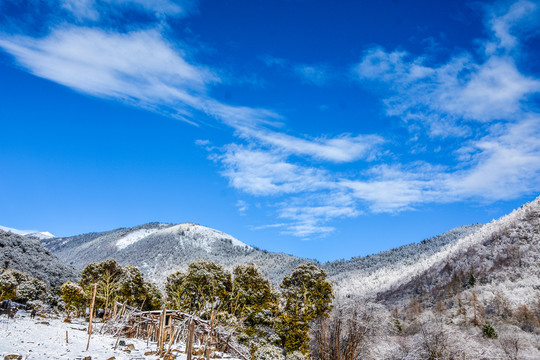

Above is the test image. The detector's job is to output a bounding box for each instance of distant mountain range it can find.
[7,195,540,309]
[41,222,310,285]
[38,219,482,297]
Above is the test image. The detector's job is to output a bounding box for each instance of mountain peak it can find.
[0,225,55,239]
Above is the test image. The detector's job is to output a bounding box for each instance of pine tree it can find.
[117,265,147,308]
[231,264,278,328]
[61,281,85,317]
[0,270,17,300]
[277,263,333,354]
[165,260,232,317]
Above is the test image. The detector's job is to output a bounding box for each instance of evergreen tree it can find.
[179,260,232,317]
[80,259,123,312]
[277,263,333,354]
[143,281,163,311]
[16,277,47,303]
[61,281,85,316]
[231,264,278,328]
[165,270,186,310]
[117,265,147,308]
[0,270,17,300]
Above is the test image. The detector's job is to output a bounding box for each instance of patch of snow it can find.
[334,197,539,299]
[0,225,55,239]
[116,228,160,250]
[0,313,240,360]
[159,223,252,252]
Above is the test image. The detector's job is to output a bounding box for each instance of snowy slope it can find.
[0,230,78,286]
[42,222,303,284]
[374,196,540,308]
[42,217,488,293]
[0,314,240,360]
[0,225,55,239]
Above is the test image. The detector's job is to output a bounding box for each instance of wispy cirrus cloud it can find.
[1,0,540,238]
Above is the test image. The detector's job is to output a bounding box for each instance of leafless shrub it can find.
[310,300,390,360]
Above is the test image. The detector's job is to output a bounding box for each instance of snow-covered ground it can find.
[0,312,238,360]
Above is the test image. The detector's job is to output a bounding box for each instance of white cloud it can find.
[219,145,332,196]
[355,50,540,128]
[0,27,215,125]
[237,127,384,163]
[484,0,538,55]
[2,0,540,239]
[294,64,330,86]
[60,0,190,21]
[61,0,100,21]
[236,200,249,214]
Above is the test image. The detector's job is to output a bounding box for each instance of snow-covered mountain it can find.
[376,196,540,308]
[42,222,311,284]
[41,220,485,293]
[39,195,540,305]
[0,225,55,239]
[0,229,78,286]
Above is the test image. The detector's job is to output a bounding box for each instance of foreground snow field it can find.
[0,313,239,360]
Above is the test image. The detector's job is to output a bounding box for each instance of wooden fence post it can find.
[186,318,195,360]
[86,283,98,351]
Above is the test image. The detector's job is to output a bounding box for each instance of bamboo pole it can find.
[158,306,166,356]
[186,318,195,360]
[113,302,128,350]
[165,325,177,357]
[85,283,98,351]
[205,311,215,360]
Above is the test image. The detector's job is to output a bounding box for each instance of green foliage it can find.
[0,270,18,300]
[482,321,498,339]
[61,281,85,315]
[468,273,476,288]
[142,281,163,310]
[116,265,147,307]
[275,312,310,354]
[278,263,333,354]
[0,269,48,303]
[80,259,123,310]
[394,318,403,333]
[231,264,278,328]
[165,270,186,310]
[79,260,156,311]
[280,264,333,323]
[166,260,231,317]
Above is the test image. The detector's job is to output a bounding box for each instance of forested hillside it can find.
[0,229,78,286]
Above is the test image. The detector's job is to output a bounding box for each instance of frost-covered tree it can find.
[310,300,390,360]
[231,264,278,328]
[143,281,163,311]
[0,268,48,304]
[168,260,232,316]
[0,270,17,300]
[277,264,333,354]
[117,265,147,307]
[165,269,186,310]
[16,277,47,303]
[80,259,123,311]
[61,281,85,316]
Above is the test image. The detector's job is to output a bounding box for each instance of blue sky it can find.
[1,0,540,261]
